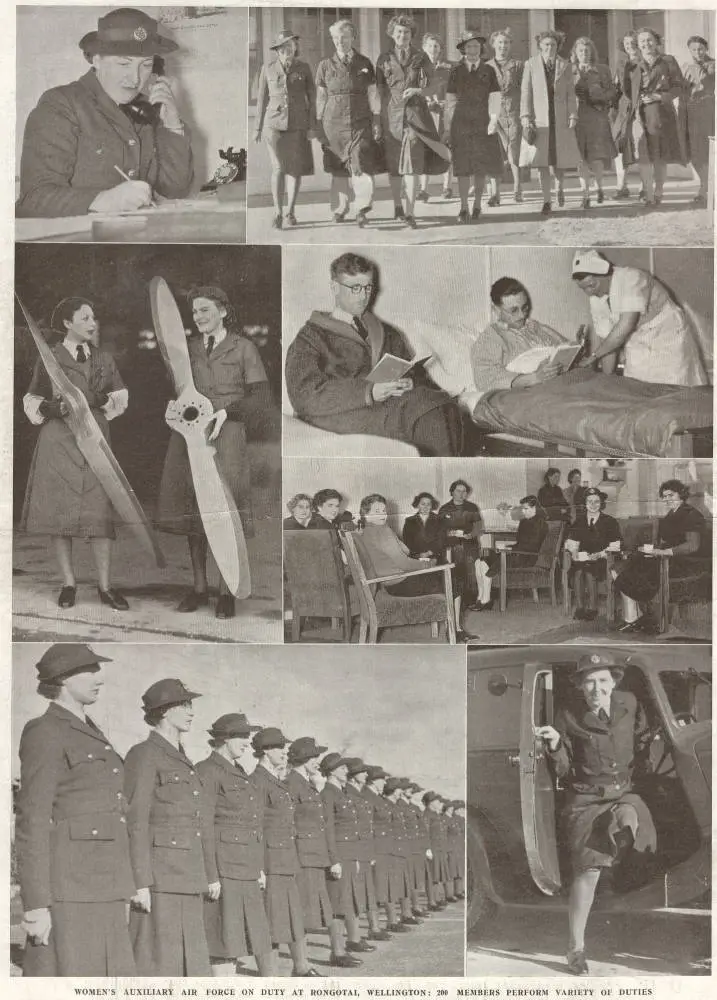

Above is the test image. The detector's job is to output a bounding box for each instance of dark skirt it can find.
[203,878,272,959]
[326,860,369,917]
[451,130,504,177]
[685,97,714,166]
[613,553,660,602]
[389,855,411,900]
[575,108,617,165]
[264,873,305,944]
[372,854,393,904]
[635,101,684,164]
[429,851,450,884]
[157,421,254,538]
[409,851,426,891]
[321,125,380,176]
[21,413,115,539]
[23,900,135,977]
[264,127,314,177]
[562,788,657,873]
[130,891,210,976]
[389,100,450,176]
[295,866,334,930]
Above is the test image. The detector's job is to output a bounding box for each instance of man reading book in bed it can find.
[285,252,464,456]
[470,277,584,393]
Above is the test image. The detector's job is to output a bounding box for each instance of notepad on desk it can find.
[366,353,433,383]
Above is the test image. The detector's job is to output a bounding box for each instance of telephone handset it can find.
[125,56,164,126]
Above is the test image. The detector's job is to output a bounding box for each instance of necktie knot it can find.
[76,345,87,362]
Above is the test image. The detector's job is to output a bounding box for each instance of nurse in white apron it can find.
[571,249,708,386]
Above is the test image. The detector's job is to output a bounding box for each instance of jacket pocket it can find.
[66,747,107,768]
[158,769,190,786]
[265,830,294,849]
[153,829,192,850]
[69,815,117,841]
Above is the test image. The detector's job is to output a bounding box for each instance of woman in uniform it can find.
[315,19,381,227]
[537,654,656,976]
[439,479,483,606]
[196,713,276,976]
[382,778,415,923]
[251,727,320,977]
[424,791,450,908]
[286,738,362,968]
[157,284,279,620]
[22,297,130,611]
[16,643,136,977]
[345,759,392,939]
[681,35,715,206]
[613,479,710,634]
[520,30,579,215]
[401,492,446,560]
[472,494,549,612]
[417,33,454,203]
[486,28,524,206]
[610,31,641,199]
[124,678,217,976]
[254,30,315,229]
[363,766,402,931]
[571,37,617,209]
[376,14,450,228]
[443,31,503,224]
[283,493,313,530]
[565,487,622,622]
[538,468,570,520]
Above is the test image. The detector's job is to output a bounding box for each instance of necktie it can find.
[598,708,609,723]
[206,335,215,356]
[342,54,349,66]
[353,316,369,341]
[76,345,87,362]
[546,60,554,74]
[588,517,595,528]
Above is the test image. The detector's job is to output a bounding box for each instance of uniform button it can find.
[190,771,195,775]
[104,745,111,750]
[92,829,98,836]
[120,817,126,824]
[193,790,199,796]
[196,831,201,837]
[171,839,177,845]
[113,768,120,774]
[88,754,94,759]
[117,792,122,798]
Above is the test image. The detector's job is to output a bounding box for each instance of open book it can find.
[505,342,583,375]
[366,352,433,384]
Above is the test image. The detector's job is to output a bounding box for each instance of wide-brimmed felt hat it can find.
[208,713,259,741]
[320,751,350,775]
[345,757,369,777]
[422,790,441,805]
[252,727,289,752]
[269,29,300,51]
[573,652,624,684]
[36,643,111,682]
[142,678,201,711]
[288,737,328,766]
[80,8,178,58]
[457,29,486,52]
[366,765,389,781]
[383,777,404,795]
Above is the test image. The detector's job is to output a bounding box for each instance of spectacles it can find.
[337,280,374,297]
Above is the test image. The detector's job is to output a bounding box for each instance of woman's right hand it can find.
[131,887,152,912]
[535,725,561,750]
[253,128,263,143]
[89,180,152,214]
[22,908,52,946]
[39,398,69,420]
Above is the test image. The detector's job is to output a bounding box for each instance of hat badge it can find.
[134,26,148,42]
[590,654,601,663]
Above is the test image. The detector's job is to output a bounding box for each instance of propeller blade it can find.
[149,276,195,395]
[185,438,251,599]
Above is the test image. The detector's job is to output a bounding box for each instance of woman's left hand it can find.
[148,77,183,131]
[207,881,221,901]
[402,87,423,101]
[207,408,228,442]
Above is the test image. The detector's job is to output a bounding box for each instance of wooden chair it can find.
[283,529,354,642]
[498,521,565,613]
[340,530,457,644]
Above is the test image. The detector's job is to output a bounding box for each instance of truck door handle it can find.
[507,754,520,766]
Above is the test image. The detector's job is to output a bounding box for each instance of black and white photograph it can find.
[247,7,714,246]
[15,5,248,243]
[13,243,282,642]
[283,245,713,459]
[467,643,711,976]
[10,642,465,978]
[283,456,712,644]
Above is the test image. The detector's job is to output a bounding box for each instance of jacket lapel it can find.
[209,331,236,362]
[554,56,567,85]
[49,702,112,746]
[362,312,386,367]
[150,730,194,767]
[79,69,140,142]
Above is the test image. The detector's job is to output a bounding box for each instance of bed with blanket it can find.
[470,370,713,457]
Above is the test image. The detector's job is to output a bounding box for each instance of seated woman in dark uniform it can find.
[308,488,354,531]
[284,493,313,530]
[565,487,622,621]
[402,492,446,559]
[17,8,193,218]
[471,494,548,611]
[613,478,710,634]
[537,654,656,977]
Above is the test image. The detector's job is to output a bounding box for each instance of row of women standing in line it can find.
[255,15,714,229]
[20,290,280,620]
[16,643,464,977]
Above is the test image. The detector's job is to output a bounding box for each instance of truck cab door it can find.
[520,662,562,895]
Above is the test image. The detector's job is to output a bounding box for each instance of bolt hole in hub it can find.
[182,405,200,422]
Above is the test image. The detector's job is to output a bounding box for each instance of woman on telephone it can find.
[17,8,193,218]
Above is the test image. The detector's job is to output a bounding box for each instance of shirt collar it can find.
[203,327,227,350]
[331,306,358,327]
[63,336,90,358]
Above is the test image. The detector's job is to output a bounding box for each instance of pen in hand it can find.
[113,164,156,207]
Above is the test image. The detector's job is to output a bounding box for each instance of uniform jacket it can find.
[195,752,264,881]
[16,702,135,909]
[487,58,524,118]
[401,512,446,558]
[384,796,409,858]
[321,780,362,865]
[520,54,580,168]
[345,783,376,863]
[548,690,652,792]
[376,47,432,141]
[407,803,431,854]
[187,331,269,415]
[316,50,377,138]
[286,769,331,869]
[363,787,394,857]
[285,310,452,439]
[427,810,448,856]
[256,58,316,132]
[17,69,193,218]
[567,512,622,555]
[124,731,216,894]
[252,764,300,876]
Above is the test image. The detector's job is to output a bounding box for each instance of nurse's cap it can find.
[571,250,610,276]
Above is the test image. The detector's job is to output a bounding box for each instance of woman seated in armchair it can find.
[565,487,622,622]
[613,479,710,634]
[358,493,475,642]
[402,492,446,560]
[472,494,548,610]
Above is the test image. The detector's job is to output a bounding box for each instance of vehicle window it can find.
[659,670,712,726]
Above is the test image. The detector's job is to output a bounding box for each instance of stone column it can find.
[528,8,554,46]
